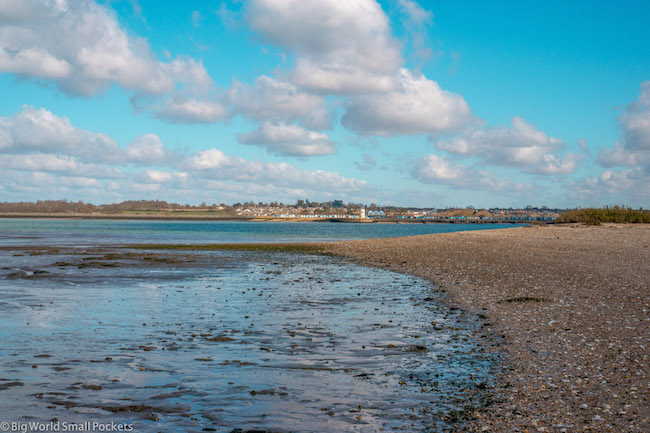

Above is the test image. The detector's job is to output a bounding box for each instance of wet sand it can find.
[320,223,650,432]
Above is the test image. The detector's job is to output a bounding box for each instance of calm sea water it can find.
[0,219,504,432]
[1,248,497,432]
[0,218,521,246]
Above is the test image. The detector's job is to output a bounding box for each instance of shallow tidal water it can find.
[0,218,522,245]
[0,247,496,432]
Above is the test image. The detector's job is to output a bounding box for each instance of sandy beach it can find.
[321,224,650,432]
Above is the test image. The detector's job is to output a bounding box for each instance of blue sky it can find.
[0,0,648,208]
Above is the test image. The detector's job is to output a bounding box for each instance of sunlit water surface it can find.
[0,221,502,432]
[0,218,521,245]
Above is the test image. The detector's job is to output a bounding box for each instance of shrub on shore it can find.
[557,206,649,225]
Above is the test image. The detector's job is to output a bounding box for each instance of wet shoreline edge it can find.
[2,243,499,431]
[3,223,648,431]
[317,223,650,432]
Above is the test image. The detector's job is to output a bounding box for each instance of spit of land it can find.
[320,223,649,432]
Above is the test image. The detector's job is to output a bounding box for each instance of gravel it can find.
[320,223,649,432]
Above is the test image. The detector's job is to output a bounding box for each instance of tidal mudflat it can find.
[0,245,496,432]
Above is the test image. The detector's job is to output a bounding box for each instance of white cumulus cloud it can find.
[596,141,640,167]
[0,0,221,123]
[596,81,650,176]
[246,0,402,94]
[229,76,330,129]
[141,169,189,185]
[435,116,580,175]
[153,98,228,124]
[0,0,212,96]
[413,154,468,182]
[412,153,533,192]
[182,148,366,192]
[0,108,177,167]
[0,106,120,163]
[342,69,474,136]
[0,153,123,178]
[621,110,650,151]
[125,134,169,164]
[619,82,650,152]
[587,80,650,203]
[237,122,336,158]
[569,167,649,205]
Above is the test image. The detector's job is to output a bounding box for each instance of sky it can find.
[0,0,648,208]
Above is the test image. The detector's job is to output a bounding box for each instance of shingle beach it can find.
[321,223,649,432]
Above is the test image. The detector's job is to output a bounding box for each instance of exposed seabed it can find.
[0,246,497,432]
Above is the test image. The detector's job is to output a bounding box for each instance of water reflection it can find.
[0,248,496,432]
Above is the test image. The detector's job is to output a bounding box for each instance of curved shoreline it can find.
[317,223,650,432]
[0,246,496,431]
[3,223,648,430]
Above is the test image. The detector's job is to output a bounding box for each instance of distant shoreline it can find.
[0,213,538,224]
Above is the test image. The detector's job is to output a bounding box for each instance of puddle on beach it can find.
[0,248,496,432]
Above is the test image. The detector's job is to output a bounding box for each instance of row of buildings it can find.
[232,205,559,221]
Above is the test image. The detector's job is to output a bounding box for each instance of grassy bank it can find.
[557,206,649,225]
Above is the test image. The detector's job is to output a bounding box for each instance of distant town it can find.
[0,199,561,222]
